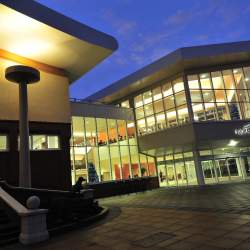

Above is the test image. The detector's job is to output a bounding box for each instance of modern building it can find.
[86,41,250,187]
[1,1,250,191]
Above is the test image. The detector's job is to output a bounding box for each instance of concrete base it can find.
[19,210,49,245]
[19,231,49,245]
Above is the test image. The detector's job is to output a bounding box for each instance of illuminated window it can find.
[189,66,250,122]
[0,135,8,151]
[121,100,130,108]
[32,135,60,150]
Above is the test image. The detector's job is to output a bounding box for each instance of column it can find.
[193,150,205,186]
[19,83,31,188]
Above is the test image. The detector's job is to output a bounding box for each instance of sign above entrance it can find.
[234,124,250,136]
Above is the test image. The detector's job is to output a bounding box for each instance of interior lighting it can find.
[228,140,238,147]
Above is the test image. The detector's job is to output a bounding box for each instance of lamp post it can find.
[5,65,40,188]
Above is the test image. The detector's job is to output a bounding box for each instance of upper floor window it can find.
[121,100,130,108]
[32,135,60,150]
[18,135,60,150]
[0,135,8,151]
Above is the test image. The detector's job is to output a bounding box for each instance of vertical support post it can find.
[19,83,31,188]
[193,150,205,186]
[183,72,194,123]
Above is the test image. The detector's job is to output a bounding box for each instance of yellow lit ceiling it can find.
[0,2,118,84]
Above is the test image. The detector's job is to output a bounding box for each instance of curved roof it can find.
[0,0,118,83]
[86,40,250,103]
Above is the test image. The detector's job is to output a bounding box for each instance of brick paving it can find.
[3,181,250,250]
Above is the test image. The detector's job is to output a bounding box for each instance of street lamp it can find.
[5,65,40,188]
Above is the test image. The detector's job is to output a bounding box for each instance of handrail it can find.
[0,187,27,214]
[70,98,133,111]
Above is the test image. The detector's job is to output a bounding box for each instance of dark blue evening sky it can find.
[36,0,250,99]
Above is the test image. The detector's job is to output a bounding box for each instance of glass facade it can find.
[71,116,157,184]
[133,66,250,137]
[200,146,250,184]
[157,151,197,187]
[134,77,189,136]
[188,67,250,122]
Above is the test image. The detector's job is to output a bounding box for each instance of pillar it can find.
[193,150,205,186]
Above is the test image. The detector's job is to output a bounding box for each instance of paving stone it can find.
[131,232,176,248]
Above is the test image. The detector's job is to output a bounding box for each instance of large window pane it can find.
[110,146,122,180]
[107,119,118,144]
[228,103,241,120]
[99,146,111,181]
[215,89,227,102]
[204,103,217,121]
[146,116,156,133]
[134,95,143,108]
[233,68,247,89]
[177,105,189,125]
[127,122,136,144]
[117,120,127,143]
[152,87,163,101]
[32,135,47,150]
[222,70,236,89]
[139,154,149,176]
[211,71,224,89]
[130,146,141,178]
[173,78,184,93]
[192,103,206,121]
[217,103,230,120]
[137,119,146,136]
[162,82,173,97]
[48,136,59,149]
[166,109,178,127]
[85,118,97,146]
[120,146,131,179]
[73,147,88,182]
[143,91,152,105]
[201,89,213,102]
[243,67,250,89]
[121,100,130,108]
[153,99,164,113]
[147,156,156,176]
[135,107,145,119]
[188,75,199,89]
[144,103,154,116]
[97,118,108,146]
[72,117,85,146]
[175,91,186,106]
[190,89,203,102]
[200,73,212,89]
[0,135,7,151]
[156,112,167,130]
[163,96,175,110]
[87,147,100,183]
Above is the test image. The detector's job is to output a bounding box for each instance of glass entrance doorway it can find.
[202,157,244,184]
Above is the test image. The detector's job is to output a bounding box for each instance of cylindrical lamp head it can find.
[5,65,40,84]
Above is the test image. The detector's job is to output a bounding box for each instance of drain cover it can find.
[132,232,176,248]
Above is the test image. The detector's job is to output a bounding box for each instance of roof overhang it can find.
[86,41,250,103]
[0,0,118,84]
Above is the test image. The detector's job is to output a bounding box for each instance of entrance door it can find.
[201,160,217,184]
[227,158,242,180]
[166,164,177,186]
[215,159,230,182]
[175,162,187,186]
[158,163,167,187]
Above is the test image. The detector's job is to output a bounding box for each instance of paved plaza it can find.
[3,181,250,250]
